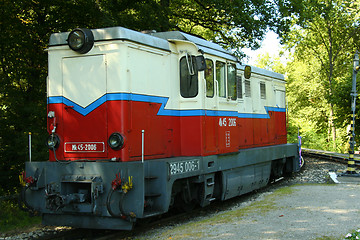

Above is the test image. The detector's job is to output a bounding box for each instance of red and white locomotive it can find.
[22,26,299,230]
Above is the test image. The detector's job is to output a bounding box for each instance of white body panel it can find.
[47,28,286,117]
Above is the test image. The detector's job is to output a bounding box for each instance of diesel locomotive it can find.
[21,26,300,230]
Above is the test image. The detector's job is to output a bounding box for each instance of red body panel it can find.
[48,99,287,162]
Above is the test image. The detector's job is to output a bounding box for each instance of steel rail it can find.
[302,148,360,167]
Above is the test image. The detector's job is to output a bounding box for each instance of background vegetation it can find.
[0,0,359,197]
[256,0,360,153]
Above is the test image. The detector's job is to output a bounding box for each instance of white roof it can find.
[49,26,283,81]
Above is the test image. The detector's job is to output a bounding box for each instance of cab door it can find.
[203,59,219,154]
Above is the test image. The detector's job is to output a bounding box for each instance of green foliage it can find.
[285,50,358,152]
[99,0,304,58]
[255,52,286,74]
[0,198,41,233]
[0,0,113,192]
[279,0,360,152]
[344,229,360,240]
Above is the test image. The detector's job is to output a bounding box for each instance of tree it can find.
[99,0,304,58]
[0,0,110,193]
[254,52,286,74]
[283,0,360,151]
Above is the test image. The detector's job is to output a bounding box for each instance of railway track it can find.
[302,148,360,167]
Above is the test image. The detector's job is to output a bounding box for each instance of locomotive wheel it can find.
[174,193,196,212]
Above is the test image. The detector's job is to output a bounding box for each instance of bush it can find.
[0,198,41,233]
[344,229,360,240]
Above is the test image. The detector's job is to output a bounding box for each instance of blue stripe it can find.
[47,93,286,118]
[265,106,286,113]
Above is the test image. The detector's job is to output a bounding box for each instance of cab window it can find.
[216,61,226,98]
[180,56,198,98]
[227,63,237,100]
[205,59,214,98]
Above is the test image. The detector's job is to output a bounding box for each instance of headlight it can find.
[244,65,252,79]
[108,133,124,150]
[46,134,60,150]
[67,28,94,54]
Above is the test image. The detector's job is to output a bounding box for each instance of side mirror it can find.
[244,65,251,79]
[196,55,206,71]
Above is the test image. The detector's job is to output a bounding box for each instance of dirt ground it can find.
[134,183,360,240]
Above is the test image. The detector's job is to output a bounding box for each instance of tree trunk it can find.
[329,103,336,150]
[327,26,336,150]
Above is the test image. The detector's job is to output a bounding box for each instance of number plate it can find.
[169,160,200,175]
[65,142,105,153]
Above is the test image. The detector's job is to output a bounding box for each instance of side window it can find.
[245,79,251,97]
[260,82,266,99]
[227,63,237,100]
[237,76,243,99]
[216,61,226,98]
[205,59,214,98]
[180,56,198,98]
